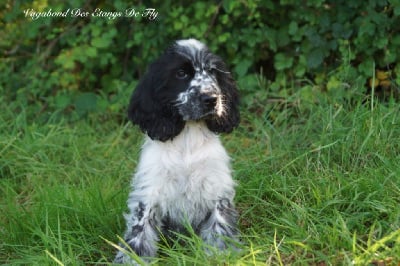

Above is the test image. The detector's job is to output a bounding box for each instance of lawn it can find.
[1,94,399,265]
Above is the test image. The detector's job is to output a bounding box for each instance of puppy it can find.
[114,39,240,264]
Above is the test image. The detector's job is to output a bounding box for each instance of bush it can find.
[1,0,399,120]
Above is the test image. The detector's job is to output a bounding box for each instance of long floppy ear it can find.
[127,59,185,142]
[205,62,240,134]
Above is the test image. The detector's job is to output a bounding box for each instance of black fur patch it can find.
[127,40,240,141]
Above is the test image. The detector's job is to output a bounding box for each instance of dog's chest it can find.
[135,123,233,224]
[154,128,220,219]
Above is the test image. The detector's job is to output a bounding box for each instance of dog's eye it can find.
[176,69,188,79]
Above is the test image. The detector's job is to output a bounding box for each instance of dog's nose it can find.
[200,94,217,108]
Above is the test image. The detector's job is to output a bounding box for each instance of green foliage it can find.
[1,0,400,121]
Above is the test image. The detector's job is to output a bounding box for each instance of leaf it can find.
[74,92,97,114]
[307,48,324,69]
[54,94,72,109]
[327,76,342,91]
[223,0,238,12]
[55,52,75,70]
[299,85,315,102]
[91,37,111,48]
[294,64,306,78]
[358,20,375,37]
[294,55,307,77]
[395,5,400,16]
[86,46,98,58]
[234,59,252,77]
[274,53,293,71]
[265,28,277,52]
[358,58,375,76]
[288,21,298,36]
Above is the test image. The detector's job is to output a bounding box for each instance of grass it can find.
[1,94,399,265]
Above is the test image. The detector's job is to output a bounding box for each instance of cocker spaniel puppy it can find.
[114,39,240,264]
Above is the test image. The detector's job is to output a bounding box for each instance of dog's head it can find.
[128,39,240,141]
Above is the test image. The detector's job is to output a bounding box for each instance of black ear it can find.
[205,68,240,134]
[127,61,185,142]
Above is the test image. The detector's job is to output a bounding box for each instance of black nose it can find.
[200,94,217,108]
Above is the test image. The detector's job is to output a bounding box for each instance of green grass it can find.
[1,96,399,265]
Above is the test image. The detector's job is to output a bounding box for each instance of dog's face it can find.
[173,39,225,121]
[128,39,239,141]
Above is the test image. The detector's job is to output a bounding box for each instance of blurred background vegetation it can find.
[1,0,400,122]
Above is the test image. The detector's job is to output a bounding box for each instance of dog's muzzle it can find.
[176,86,223,121]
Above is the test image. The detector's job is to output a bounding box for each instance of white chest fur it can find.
[129,122,236,225]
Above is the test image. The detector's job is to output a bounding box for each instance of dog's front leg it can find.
[114,201,160,264]
[199,198,239,250]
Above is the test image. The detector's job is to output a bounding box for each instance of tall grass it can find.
[1,94,399,265]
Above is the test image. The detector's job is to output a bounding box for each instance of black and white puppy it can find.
[114,39,240,264]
